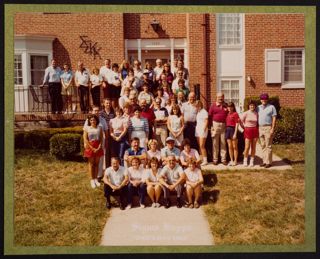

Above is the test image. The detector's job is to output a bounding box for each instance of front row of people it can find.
[103,155,203,210]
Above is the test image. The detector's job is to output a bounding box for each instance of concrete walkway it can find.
[100,206,214,246]
[201,143,292,171]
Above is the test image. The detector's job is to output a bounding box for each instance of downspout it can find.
[201,14,209,109]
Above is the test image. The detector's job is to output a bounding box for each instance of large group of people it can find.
[44,57,277,210]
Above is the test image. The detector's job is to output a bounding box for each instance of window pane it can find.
[284,50,303,83]
[14,54,23,85]
[30,55,48,85]
[219,14,241,46]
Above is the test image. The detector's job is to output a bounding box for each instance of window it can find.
[14,54,23,85]
[265,48,304,88]
[30,55,48,85]
[218,14,242,46]
[284,50,303,83]
[221,80,240,108]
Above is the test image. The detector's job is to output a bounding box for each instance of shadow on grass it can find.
[54,154,86,162]
[282,158,305,165]
[202,173,220,205]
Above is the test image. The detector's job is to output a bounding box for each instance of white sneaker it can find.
[140,204,145,208]
[152,202,156,208]
[243,159,248,167]
[249,161,254,167]
[94,179,101,187]
[126,204,132,210]
[228,161,234,166]
[156,202,161,208]
[90,179,96,189]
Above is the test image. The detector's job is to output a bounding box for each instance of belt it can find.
[260,124,271,127]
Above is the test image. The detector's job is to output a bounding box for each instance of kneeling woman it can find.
[83,114,104,189]
[145,157,162,208]
[127,157,147,209]
[184,158,204,208]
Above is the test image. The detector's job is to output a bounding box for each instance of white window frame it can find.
[281,48,305,89]
[14,54,23,86]
[217,13,243,49]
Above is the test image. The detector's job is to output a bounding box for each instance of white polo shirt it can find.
[160,164,184,184]
[105,166,127,186]
[75,69,90,86]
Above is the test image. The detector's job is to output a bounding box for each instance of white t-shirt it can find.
[181,102,197,122]
[99,66,112,82]
[109,117,128,135]
[143,168,161,183]
[90,74,102,87]
[160,164,184,184]
[105,166,127,186]
[153,66,163,80]
[147,150,161,160]
[196,109,209,128]
[75,69,90,86]
[127,167,145,182]
[180,149,200,163]
[107,71,121,86]
[184,167,202,183]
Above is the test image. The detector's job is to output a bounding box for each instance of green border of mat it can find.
[4,4,316,255]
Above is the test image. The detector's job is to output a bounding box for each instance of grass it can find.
[14,149,109,246]
[202,143,305,244]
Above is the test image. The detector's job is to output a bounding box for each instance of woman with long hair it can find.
[225,102,240,166]
[167,104,184,147]
[83,114,104,188]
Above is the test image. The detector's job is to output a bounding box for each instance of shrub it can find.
[49,133,82,159]
[273,108,304,144]
[244,96,281,116]
[14,127,83,150]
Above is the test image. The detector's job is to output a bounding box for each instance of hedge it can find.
[273,107,304,144]
[50,133,82,159]
[14,127,83,150]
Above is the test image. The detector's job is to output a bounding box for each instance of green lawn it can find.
[14,149,109,246]
[14,143,305,246]
[202,143,305,244]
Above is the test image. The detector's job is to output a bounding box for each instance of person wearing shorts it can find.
[225,102,240,166]
[240,100,259,167]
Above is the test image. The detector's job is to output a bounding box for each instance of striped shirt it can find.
[128,117,149,135]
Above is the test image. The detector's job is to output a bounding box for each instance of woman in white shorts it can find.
[195,100,209,165]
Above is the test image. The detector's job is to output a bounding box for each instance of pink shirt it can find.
[240,110,258,128]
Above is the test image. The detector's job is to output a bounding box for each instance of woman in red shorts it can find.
[83,114,104,188]
[240,101,259,167]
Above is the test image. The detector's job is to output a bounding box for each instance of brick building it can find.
[14,12,305,113]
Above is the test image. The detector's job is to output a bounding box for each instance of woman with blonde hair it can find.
[119,59,130,82]
[147,139,161,162]
[145,157,162,207]
[184,158,204,208]
[195,100,209,165]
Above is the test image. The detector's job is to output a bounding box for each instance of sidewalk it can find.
[201,143,292,171]
[100,206,214,246]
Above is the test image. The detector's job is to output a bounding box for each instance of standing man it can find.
[208,92,228,165]
[74,61,90,114]
[174,59,189,80]
[103,157,128,210]
[42,59,62,114]
[181,92,198,149]
[100,59,112,99]
[257,93,277,168]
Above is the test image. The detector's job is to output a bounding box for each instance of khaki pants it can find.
[211,121,227,163]
[155,125,168,148]
[259,125,273,165]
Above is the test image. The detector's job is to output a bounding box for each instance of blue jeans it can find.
[111,135,129,166]
[127,182,146,205]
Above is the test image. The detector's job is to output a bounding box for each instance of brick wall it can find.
[15,13,125,70]
[124,13,186,39]
[245,14,305,108]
